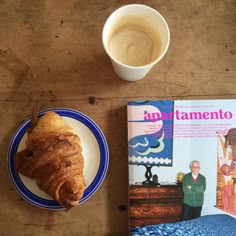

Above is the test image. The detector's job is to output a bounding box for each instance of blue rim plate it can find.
[7,108,109,210]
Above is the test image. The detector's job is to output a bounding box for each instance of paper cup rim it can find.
[102,4,170,69]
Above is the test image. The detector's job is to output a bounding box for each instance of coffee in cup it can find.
[102,4,170,81]
[108,16,162,67]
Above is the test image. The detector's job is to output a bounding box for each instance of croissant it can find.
[14,109,86,209]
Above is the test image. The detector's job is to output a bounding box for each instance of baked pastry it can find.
[14,109,86,209]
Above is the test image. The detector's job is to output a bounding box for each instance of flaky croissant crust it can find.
[14,111,86,209]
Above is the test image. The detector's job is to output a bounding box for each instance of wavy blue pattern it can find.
[130,214,236,236]
[128,100,174,166]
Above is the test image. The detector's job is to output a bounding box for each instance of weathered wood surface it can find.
[0,0,235,235]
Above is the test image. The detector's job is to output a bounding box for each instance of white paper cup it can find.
[102,4,170,81]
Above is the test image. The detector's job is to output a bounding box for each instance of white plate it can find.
[7,108,109,210]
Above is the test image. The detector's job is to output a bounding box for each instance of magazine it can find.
[128,100,236,227]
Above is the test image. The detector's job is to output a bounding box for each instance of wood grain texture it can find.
[129,185,183,226]
[0,0,235,235]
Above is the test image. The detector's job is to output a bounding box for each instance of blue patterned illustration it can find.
[128,100,174,166]
[130,214,236,236]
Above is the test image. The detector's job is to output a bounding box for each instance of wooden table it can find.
[0,0,235,235]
